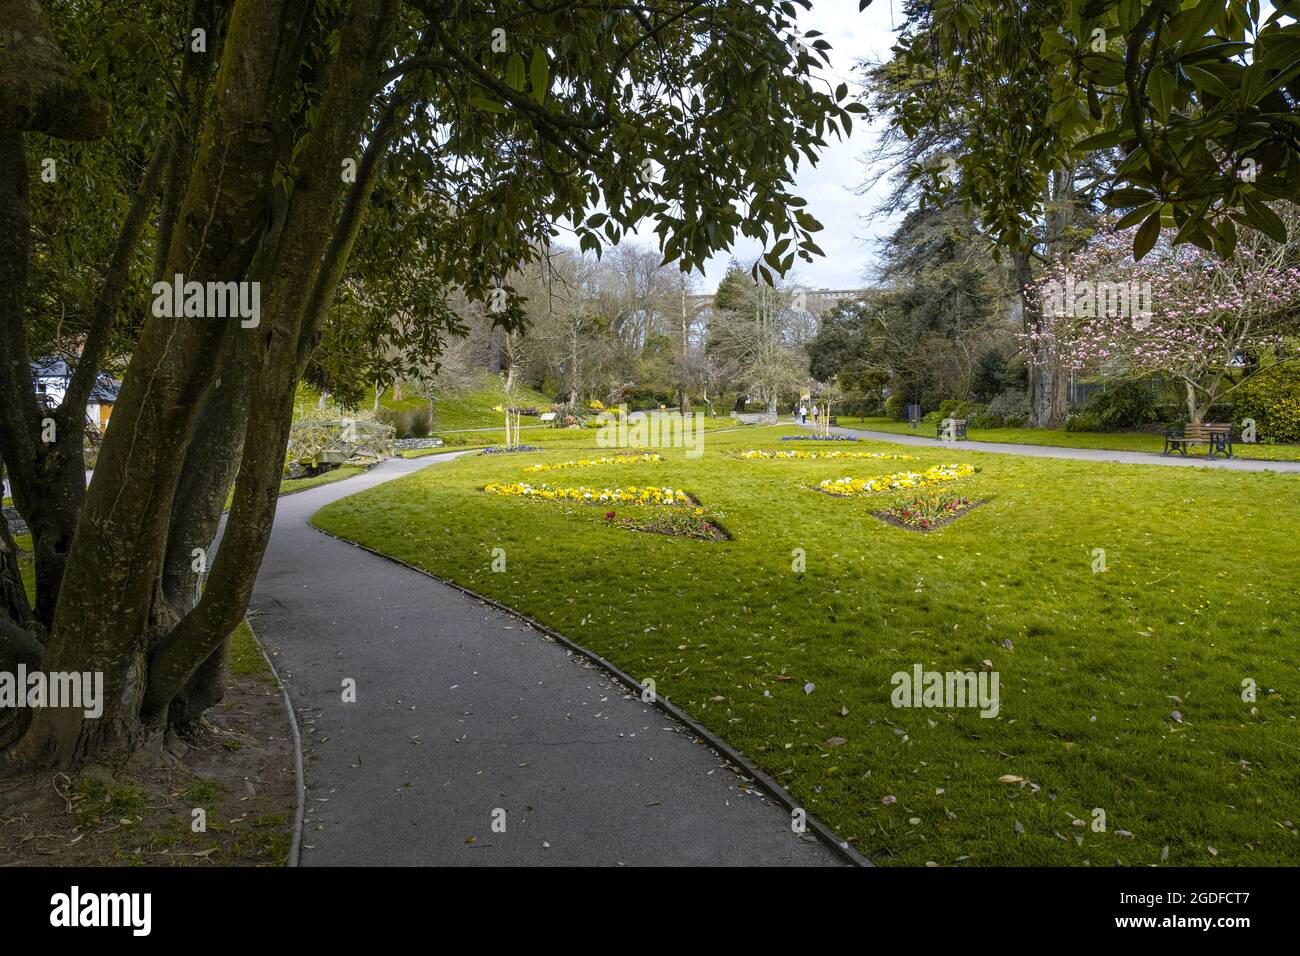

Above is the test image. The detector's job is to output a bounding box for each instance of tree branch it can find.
[61,141,171,422]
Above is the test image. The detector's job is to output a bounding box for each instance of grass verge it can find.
[313,424,1300,866]
[837,417,1300,462]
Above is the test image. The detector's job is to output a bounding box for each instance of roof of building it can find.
[32,357,72,380]
[32,358,120,404]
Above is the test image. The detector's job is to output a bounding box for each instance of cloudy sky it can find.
[554,1,908,295]
[691,0,907,293]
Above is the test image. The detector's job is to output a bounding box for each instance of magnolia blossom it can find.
[1024,218,1300,422]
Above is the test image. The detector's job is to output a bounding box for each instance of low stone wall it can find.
[731,411,778,425]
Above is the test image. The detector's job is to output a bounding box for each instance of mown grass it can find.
[222,464,366,511]
[296,374,554,432]
[838,416,1300,462]
[228,620,272,681]
[313,423,1300,866]
[275,464,367,496]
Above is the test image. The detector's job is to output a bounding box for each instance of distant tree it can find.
[708,265,809,414]
[970,349,1010,403]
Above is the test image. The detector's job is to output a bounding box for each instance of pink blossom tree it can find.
[1027,216,1300,424]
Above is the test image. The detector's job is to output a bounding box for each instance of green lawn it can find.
[296,373,554,433]
[228,619,273,681]
[427,378,553,431]
[313,424,1300,866]
[839,416,1300,462]
[274,464,367,496]
[220,464,365,511]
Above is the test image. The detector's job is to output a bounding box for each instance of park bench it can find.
[1163,422,1233,458]
[827,415,838,427]
[937,418,967,440]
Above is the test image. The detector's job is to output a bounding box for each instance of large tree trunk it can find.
[143,0,403,723]
[158,337,250,733]
[1186,381,1207,424]
[1027,166,1075,429]
[8,0,298,768]
[0,0,515,777]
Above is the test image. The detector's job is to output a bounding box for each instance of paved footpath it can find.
[811,422,1300,473]
[249,454,842,866]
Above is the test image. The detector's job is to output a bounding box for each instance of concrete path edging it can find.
[245,616,306,868]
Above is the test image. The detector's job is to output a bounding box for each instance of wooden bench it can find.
[937,418,967,440]
[1164,422,1233,458]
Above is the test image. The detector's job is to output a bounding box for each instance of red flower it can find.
[604,511,616,520]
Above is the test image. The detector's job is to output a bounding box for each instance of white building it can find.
[32,358,120,432]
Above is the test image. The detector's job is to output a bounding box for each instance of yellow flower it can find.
[740,449,913,462]
[814,464,975,498]
[522,452,662,473]
[484,480,693,507]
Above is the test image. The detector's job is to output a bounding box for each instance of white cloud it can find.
[691,0,905,292]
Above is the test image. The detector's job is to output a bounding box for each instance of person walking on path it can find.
[798,404,807,424]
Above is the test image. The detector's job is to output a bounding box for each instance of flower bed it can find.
[482,481,723,540]
[739,449,913,461]
[603,506,728,541]
[813,464,977,497]
[483,482,691,505]
[478,444,543,455]
[872,488,984,531]
[781,434,858,442]
[522,452,662,473]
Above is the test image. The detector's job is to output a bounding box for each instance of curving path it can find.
[806,421,1300,473]
[248,454,844,867]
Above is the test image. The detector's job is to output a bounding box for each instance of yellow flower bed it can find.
[740,449,913,461]
[815,464,977,497]
[484,482,690,505]
[522,453,662,473]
